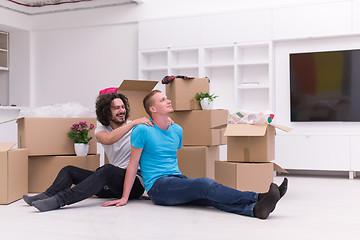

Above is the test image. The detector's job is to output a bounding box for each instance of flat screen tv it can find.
[290,49,360,122]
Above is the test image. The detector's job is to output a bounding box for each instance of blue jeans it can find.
[147,175,258,217]
[45,164,144,207]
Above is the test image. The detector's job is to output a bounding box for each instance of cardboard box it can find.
[117,80,158,120]
[0,143,28,204]
[170,109,228,146]
[17,117,97,156]
[166,78,209,111]
[28,154,100,193]
[177,146,219,179]
[225,124,291,163]
[215,161,287,193]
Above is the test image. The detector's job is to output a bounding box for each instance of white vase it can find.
[200,98,214,110]
[74,143,89,156]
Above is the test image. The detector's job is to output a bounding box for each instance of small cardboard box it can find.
[166,78,209,111]
[225,124,291,163]
[28,154,100,193]
[170,109,228,146]
[177,146,219,179]
[0,143,28,204]
[17,117,97,156]
[117,80,158,120]
[215,161,287,193]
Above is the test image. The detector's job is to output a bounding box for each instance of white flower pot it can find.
[74,143,89,156]
[200,98,214,110]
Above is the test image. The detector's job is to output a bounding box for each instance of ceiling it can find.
[0,0,142,15]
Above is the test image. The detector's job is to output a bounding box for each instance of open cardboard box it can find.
[117,80,158,120]
[166,77,209,111]
[225,123,291,163]
[0,143,28,204]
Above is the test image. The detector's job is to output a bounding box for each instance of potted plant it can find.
[195,92,218,110]
[67,121,95,156]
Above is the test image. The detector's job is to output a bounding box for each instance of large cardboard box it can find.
[170,109,228,146]
[215,161,286,193]
[17,117,97,156]
[225,124,291,163]
[0,143,28,204]
[117,80,158,120]
[166,78,209,111]
[177,146,219,179]
[28,154,100,193]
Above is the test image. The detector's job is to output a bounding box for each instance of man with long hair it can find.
[23,92,154,211]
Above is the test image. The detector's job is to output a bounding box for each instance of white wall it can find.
[32,23,138,110]
[0,7,30,31]
[9,30,31,107]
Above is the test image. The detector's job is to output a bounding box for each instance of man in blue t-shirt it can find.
[103,90,288,219]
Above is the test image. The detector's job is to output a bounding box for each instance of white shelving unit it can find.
[203,45,236,110]
[139,50,168,81]
[0,31,9,71]
[139,42,273,112]
[236,43,272,111]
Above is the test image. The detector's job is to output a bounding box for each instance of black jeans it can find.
[44,164,144,207]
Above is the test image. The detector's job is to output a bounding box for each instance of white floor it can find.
[1,175,359,240]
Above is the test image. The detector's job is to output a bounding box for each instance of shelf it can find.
[0,32,8,69]
[169,48,198,67]
[237,61,269,66]
[237,44,269,63]
[237,84,269,89]
[139,69,168,81]
[139,50,167,68]
[0,31,8,51]
[169,65,199,70]
[204,63,234,68]
[237,64,269,86]
[204,46,234,66]
[237,88,270,111]
[169,68,199,78]
[140,66,168,71]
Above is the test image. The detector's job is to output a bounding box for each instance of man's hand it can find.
[101,198,128,207]
[134,117,154,127]
[168,117,174,126]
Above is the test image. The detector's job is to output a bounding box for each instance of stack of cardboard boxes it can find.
[167,78,228,179]
[17,117,100,193]
[164,78,289,192]
[215,124,290,193]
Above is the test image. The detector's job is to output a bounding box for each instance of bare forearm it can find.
[96,122,135,145]
[101,147,142,207]
[96,118,153,145]
[121,163,138,201]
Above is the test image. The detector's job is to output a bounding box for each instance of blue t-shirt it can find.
[131,121,183,192]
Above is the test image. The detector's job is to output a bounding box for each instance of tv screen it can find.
[290,49,360,122]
